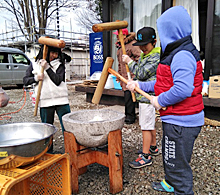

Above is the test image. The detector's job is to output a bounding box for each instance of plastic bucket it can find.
[104,74,114,89]
[111,75,122,90]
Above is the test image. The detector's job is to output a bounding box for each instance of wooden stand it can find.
[64,129,123,194]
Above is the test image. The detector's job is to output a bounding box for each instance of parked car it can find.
[0,47,31,87]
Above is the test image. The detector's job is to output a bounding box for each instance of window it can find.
[175,0,200,50]
[110,0,162,70]
[133,0,162,47]
[111,0,131,71]
[12,54,29,64]
[0,53,8,63]
[211,0,220,75]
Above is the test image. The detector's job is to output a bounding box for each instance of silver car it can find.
[0,47,31,87]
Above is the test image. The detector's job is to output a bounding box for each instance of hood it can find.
[124,32,136,44]
[115,32,136,48]
[157,6,192,52]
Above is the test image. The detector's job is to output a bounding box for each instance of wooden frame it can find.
[64,129,123,194]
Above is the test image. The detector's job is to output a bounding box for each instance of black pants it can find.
[40,104,71,132]
[162,122,201,195]
[124,90,136,120]
[40,104,71,153]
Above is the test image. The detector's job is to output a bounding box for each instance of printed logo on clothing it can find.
[137,34,142,41]
[164,136,175,167]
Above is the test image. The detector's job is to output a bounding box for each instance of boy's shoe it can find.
[129,153,152,168]
[149,146,160,156]
[136,146,160,156]
[152,179,174,192]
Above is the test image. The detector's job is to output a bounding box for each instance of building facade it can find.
[101,0,220,110]
[102,0,219,81]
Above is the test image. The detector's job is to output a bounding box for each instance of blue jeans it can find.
[162,122,201,195]
[40,104,71,132]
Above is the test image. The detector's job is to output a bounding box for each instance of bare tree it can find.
[74,0,102,32]
[0,0,79,41]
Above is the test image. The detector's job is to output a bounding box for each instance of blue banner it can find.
[89,32,103,75]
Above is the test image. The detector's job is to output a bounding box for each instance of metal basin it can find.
[0,122,57,169]
[62,109,125,147]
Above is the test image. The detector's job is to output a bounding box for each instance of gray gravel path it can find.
[0,85,219,195]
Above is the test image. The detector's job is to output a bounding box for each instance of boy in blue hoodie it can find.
[126,6,204,194]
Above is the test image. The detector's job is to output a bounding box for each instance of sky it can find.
[0,2,92,44]
[0,9,9,32]
[0,11,86,33]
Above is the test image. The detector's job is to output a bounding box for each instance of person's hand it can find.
[34,73,44,81]
[39,59,49,70]
[126,80,139,92]
[0,87,9,107]
[122,54,133,64]
[150,96,162,110]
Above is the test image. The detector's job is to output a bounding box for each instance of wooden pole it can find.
[108,68,167,110]
[92,57,114,104]
[92,21,128,32]
[33,45,48,116]
[117,29,136,102]
[108,68,152,101]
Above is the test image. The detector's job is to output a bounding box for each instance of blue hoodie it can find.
[138,6,204,127]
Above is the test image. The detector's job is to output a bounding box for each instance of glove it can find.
[122,54,133,64]
[39,59,49,70]
[126,80,139,92]
[150,96,162,110]
[34,73,44,82]
[116,77,120,83]
[0,87,9,107]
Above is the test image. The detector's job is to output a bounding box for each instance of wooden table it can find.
[75,84,125,106]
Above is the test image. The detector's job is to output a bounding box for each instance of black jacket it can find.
[23,62,66,86]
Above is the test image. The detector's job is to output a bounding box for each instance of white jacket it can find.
[33,59,69,107]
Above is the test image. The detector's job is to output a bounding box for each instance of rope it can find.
[0,89,27,120]
[8,89,25,104]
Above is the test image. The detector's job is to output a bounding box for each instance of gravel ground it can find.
[0,84,219,195]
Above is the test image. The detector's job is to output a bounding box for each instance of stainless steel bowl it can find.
[0,122,57,168]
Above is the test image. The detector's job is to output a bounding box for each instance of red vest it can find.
[154,61,204,116]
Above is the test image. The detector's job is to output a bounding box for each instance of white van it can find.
[0,47,31,87]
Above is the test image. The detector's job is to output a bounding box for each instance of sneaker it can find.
[129,153,152,168]
[149,146,160,156]
[152,179,174,192]
[136,146,159,156]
